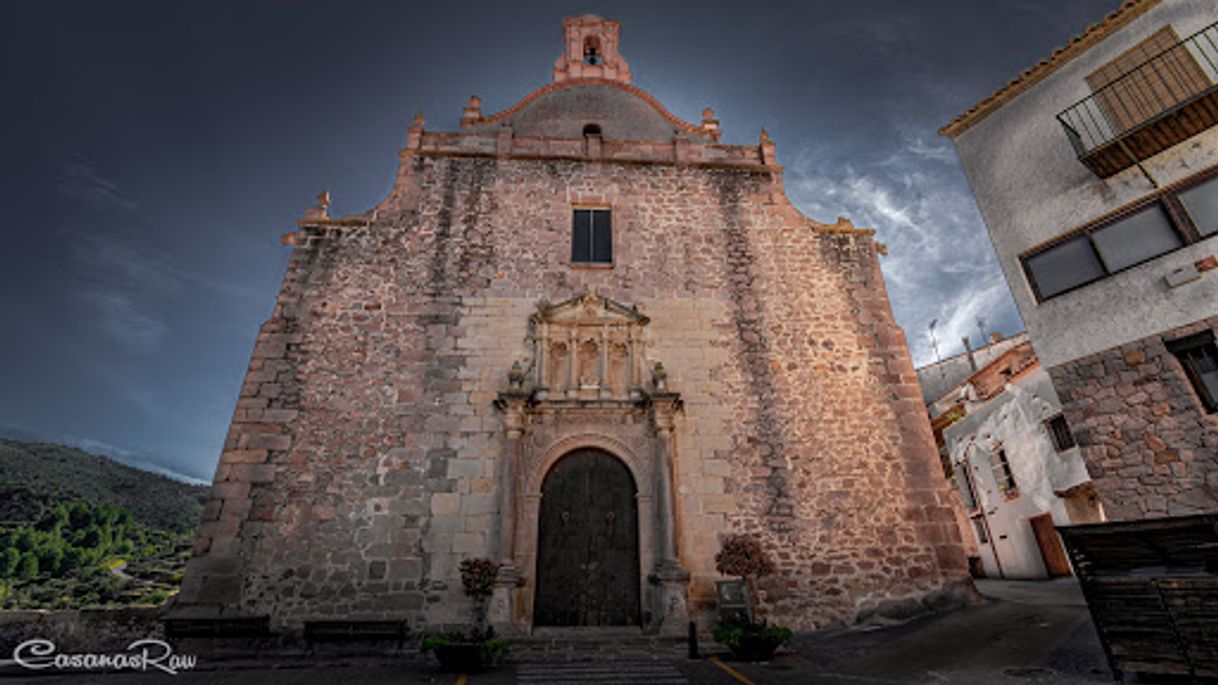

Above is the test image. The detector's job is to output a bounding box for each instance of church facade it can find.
[175,16,970,635]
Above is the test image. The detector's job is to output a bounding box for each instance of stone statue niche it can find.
[529,287,648,402]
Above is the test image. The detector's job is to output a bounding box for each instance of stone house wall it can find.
[1049,315,1218,520]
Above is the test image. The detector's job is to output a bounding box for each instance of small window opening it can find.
[583,124,602,137]
[1045,414,1077,451]
[1166,332,1218,413]
[583,38,602,66]
[991,449,1018,496]
[572,208,612,264]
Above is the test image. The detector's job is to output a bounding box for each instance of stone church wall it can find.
[177,147,969,632]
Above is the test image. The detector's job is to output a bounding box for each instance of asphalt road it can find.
[0,579,1111,685]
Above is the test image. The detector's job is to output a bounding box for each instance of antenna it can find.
[928,319,941,363]
[976,316,987,345]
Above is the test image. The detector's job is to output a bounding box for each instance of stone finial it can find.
[406,112,425,149]
[302,190,331,221]
[553,15,632,84]
[759,128,777,166]
[461,96,483,127]
[701,107,720,139]
[652,361,668,392]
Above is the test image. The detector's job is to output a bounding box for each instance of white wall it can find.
[946,369,1092,579]
[951,0,1218,369]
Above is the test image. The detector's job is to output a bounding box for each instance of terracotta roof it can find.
[939,0,1161,139]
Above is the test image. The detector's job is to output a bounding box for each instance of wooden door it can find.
[534,449,640,626]
[1029,513,1073,578]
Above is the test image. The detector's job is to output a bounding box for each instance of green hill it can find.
[0,439,210,609]
[0,439,208,531]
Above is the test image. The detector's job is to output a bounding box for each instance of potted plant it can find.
[712,534,792,661]
[713,620,793,662]
[420,557,509,672]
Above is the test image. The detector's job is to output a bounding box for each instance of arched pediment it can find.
[532,286,649,326]
[462,81,712,142]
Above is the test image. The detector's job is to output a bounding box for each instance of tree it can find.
[16,552,39,580]
[0,547,20,578]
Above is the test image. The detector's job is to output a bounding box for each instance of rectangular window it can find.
[1021,164,1218,303]
[1090,205,1182,272]
[1024,234,1106,299]
[1167,331,1218,413]
[1178,175,1218,237]
[954,462,978,510]
[572,208,612,264]
[991,449,1018,495]
[971,517,989,544]
[1045,414,1077,451]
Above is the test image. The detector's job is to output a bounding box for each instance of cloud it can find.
[786,139,1022,366]
[68,233,180,354]
[81,291,169,352]
[57,159,139,212]
[60,434,210,485]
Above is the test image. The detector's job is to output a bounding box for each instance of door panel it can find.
[1030,513,1073,578]
[534,449,640,626]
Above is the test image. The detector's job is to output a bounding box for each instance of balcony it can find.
[1058,22,1218,178]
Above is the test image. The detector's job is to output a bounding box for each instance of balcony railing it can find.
[1058,22,1218,178]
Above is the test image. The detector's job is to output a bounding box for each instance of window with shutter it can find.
[1086,26,1211,134]
[572,208,612,265]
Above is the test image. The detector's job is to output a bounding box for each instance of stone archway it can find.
[534,448,641,626]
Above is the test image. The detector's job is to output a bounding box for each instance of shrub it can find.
[458,558,499,600]
[714,534,774,579]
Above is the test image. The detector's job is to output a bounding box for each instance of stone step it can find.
[516,660,688,684]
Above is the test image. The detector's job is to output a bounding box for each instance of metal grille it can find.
[1058,22,1218,158]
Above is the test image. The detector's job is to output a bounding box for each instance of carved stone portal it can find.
[491,287,689,635]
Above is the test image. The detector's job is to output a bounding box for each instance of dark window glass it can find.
[1167,332,1218,413]
[991,449,1018,495]
[572,209,593,263]
[1091,205,1182,271]
[1046,414,1077,451]
[572,208,611,264]
[592,209,612,263]
[1179,175,1218,237]
[1024,235,1106,299]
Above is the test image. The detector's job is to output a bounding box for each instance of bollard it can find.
[688,620,699,659]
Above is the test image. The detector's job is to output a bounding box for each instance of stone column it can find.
[648,393,690,635]
[566,328,577,397]
[490,392,528,633]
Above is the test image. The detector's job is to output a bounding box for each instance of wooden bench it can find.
[162,616,272,648]
[303,620,409,650]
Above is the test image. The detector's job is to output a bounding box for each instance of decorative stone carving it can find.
[527,286,649,402]
[492,287,690,634]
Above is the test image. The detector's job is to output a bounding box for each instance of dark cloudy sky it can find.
[0,0,1120,481]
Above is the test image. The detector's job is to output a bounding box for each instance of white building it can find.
[925,339,1103,579]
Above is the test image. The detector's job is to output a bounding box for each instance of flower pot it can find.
[728,633,783,661]
[433,642,485,672]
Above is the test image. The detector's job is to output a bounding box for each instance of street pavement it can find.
[0,579,1111,684]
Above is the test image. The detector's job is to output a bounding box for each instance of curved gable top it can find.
[462,79,713,142]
